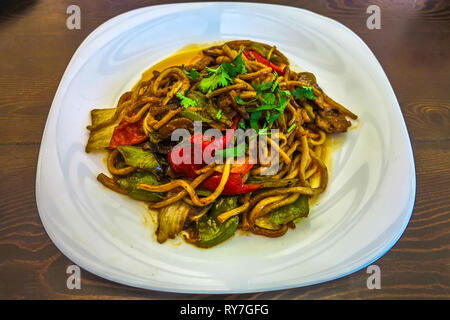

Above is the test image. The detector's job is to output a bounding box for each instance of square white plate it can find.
[36,2,416,293]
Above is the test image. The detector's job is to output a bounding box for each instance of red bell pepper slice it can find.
[243,50,285,75]
[187,116,240,163]
[167,116,260,194]
[167,144,203,179]
[200,172,262,195]
[191,116,240,149]
[108,118,147,149]
[230,161,253,174]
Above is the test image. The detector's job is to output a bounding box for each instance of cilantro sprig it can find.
[293,86,316,100]
[198,50,247,94]
[182,65,200,80]
[235,72,291,133]
[176,92,197,108]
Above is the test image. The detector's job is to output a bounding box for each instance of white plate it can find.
[36,2,416,293]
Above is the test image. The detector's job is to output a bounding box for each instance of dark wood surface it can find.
[0,0,448,299]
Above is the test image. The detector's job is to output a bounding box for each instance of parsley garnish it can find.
[215,109,223,120]
[198,66,233,94]
[249,110,262,132]
[293,86,316,100]
[198,50,247,94]
[235,72,291,133]
[182,65,200,80]
[176,92,197,108]
[270,71,280,92]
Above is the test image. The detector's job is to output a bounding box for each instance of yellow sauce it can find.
[140,48,203,82]
[137,41,224,83]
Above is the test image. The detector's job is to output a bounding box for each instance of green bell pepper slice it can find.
[255,194,309,230]
[117,146,160,171]
[193,197,239,248]
[116,171,165,202]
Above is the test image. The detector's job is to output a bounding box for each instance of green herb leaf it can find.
[198,50,246,94]
[176,92,198,108]
[266,112,280,126]
[293,86,316,100]
[235,95,257,105]
[250,110,262,132]
[242,72,294,132]
[253,81,272,92]
[246,104,278,113]
[182,65,200,80]
[215,109,223,120]
[277,90,291,119]
[262,92,277,105]
[270,71,279,92]
[230,50,247,75]
[198,66,233,93]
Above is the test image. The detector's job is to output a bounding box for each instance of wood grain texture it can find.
[0,0,448,299]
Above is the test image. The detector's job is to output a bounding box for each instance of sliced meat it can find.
[202,46,224,57]
[217,95,233,109]
[297,72,317,86]
[142,141,173,155]
[184,55,214,71]
[315,109,351,134]
[149,103,179,120]
[158,117,194,139]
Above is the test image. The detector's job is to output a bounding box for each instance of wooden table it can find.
[0,0,448,299]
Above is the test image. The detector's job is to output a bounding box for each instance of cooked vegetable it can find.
[201,173,262,195]
[182,65,200,80]
[187,91,207,108]
[117,146,161,171]
[255,194,309,230]
[189,197,239,248]
[116,172,165,202]
[179,108,213,122]
[86,108,122,152]
[198,50,246,94]
[247,42,288,64]
[97,173,128,195]
[157,201,192,243]
[293,86,316,100]
[109,118,147,149]
[243,50,285,75]
[238,74,291,131]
